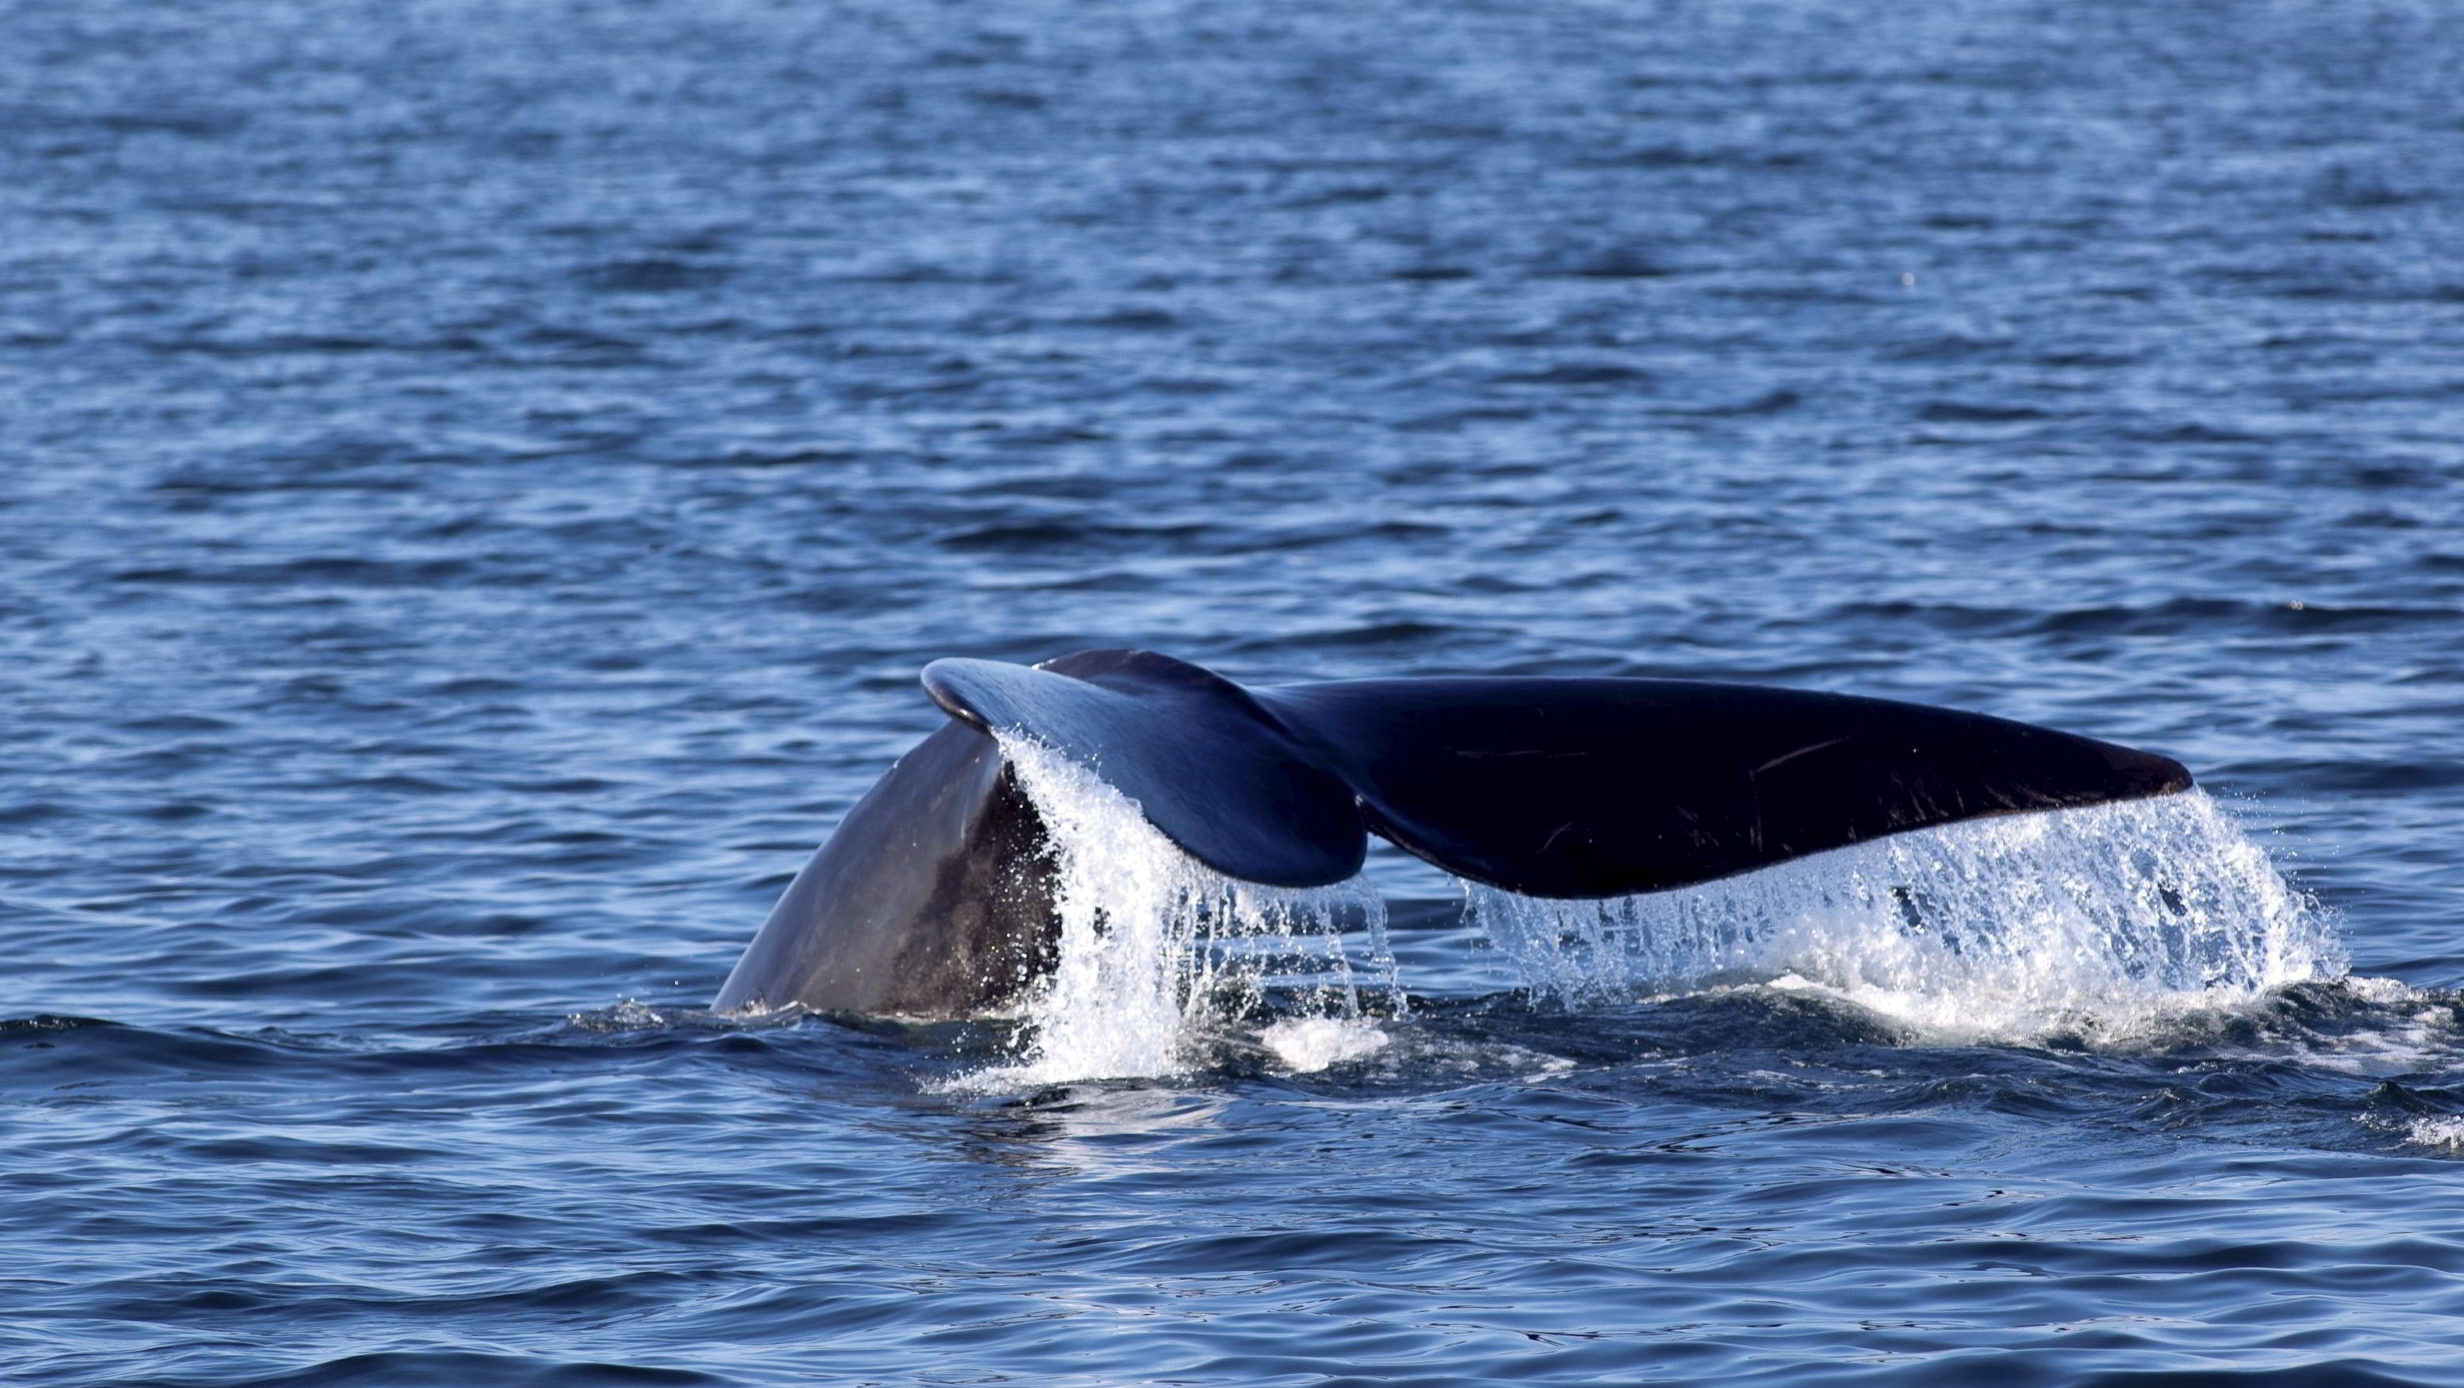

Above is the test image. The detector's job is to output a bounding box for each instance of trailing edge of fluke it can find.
[714,650,2191,1017]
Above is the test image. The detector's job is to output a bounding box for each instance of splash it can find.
[952,741,2337,1087]
[1470,791,2343,1042]
[954,735,1397,1089]
[2405,1117,2464,1152]
[1257,1016,1393,1073]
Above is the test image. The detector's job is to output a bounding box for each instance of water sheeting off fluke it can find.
[961,732,2333,1083]
[952,735,1399,1090]
[1468,791,2342,1041]
[924,652,1368,887]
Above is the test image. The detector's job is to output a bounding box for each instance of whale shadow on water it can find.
[699,651,2354,1085]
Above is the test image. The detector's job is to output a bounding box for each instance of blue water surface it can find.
[7,0,2464,1383]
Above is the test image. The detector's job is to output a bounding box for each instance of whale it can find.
[714,650,2192,1017]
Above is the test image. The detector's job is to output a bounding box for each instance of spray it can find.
[960,735,1397,1088]
[1469,791,2340,1041]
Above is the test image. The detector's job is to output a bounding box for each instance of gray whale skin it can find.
[713,650,2191,1018]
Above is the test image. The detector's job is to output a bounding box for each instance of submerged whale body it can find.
[714,651,2192,1017]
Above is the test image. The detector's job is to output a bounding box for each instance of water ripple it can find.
[8,0,2464,1382]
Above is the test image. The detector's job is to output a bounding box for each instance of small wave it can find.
[1491,361,1657,388]
[575,258,731,293]
[205,1349,725,1388]
[562,999,700,1033]
[2404,1117,2464,1151]
[2362,1066,2464,1156]
[110,556,481,588]
[1916,400,2056,423]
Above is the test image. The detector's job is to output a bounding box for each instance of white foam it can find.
[951,735,1396,1090]
[1258,1016,1393,1073]
[1469,791,2343,1043]
[2404,1117,2464,1152]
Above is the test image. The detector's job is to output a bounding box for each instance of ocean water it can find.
[6,0,2464,1382]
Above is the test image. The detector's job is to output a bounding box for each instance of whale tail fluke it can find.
[924,650,2191,898]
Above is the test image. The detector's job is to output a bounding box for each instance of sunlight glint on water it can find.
[1470,791,2345,1041]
